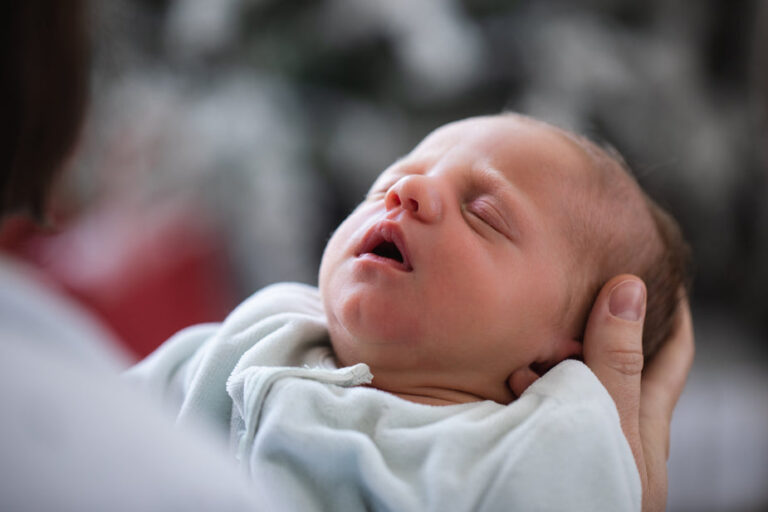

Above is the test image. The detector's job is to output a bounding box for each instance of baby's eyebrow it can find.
[367,159,423,194]
[471,165,514,196]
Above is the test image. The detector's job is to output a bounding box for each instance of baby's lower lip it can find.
[357,253,413,272]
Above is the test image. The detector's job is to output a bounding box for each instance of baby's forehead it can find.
[413,115,600,179]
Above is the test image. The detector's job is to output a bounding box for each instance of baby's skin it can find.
[319,114,617,405]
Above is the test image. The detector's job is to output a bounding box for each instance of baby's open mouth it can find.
[371,241,404,263]
[357,221,413,271]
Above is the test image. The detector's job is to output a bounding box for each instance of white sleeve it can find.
[123,282,326,431]
[124,322,220,407]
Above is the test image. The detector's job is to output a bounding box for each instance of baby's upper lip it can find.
[356,220,413,271]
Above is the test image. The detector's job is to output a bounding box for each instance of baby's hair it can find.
[602,148,692,358]
[570,137,692,360]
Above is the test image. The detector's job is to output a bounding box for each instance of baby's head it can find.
[319,114,689,405]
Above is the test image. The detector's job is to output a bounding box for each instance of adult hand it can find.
[582,274,694,512]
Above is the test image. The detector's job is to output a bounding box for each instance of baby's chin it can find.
[323,285,422,344]
[326,316,404,367]
[325,316,357,367]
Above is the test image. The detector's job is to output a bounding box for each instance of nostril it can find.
[385,187,423,215]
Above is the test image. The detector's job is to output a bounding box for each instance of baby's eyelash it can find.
[367,176,402,198]
[464,199,515,240]
[466,200,498,227]
[463,204,494,234]
[366,187,390,200]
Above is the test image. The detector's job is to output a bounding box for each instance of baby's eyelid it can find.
[369,174,404,196]
[368,188,386,197]
[466,198,515,239]
[368,181,393,197]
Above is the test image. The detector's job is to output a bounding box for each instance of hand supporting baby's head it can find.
[318,113,690,406]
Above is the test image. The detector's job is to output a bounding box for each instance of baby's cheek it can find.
[318,232,346,291]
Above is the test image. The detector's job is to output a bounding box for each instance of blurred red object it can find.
[0,200,238,361]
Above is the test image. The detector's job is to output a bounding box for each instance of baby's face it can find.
[319,115,593,404]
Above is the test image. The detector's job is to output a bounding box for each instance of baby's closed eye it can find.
[367,175,402,199]
[463,198,515,240]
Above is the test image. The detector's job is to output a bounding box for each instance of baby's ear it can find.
[553,336,583,363]
[507,366,541,399]
[506,338,583,399]
[535,336,584,373]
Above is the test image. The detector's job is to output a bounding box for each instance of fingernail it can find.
[608,280,645,321]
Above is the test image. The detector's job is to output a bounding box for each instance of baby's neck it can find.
[330,338,515,405]
[366,383,489,406]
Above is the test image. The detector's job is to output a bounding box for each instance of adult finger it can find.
[642,294,694,426]
[638,293,694,511]
[582,274,647,487]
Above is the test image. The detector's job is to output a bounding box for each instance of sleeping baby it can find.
[126,113,690,511]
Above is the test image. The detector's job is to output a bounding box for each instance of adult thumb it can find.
[582,274,647,479]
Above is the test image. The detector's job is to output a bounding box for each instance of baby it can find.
[320,113,689,405]
[127,113,689,511]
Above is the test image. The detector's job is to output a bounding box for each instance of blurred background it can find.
[2,1,766,510]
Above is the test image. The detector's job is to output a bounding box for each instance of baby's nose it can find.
[384,175,442,223]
